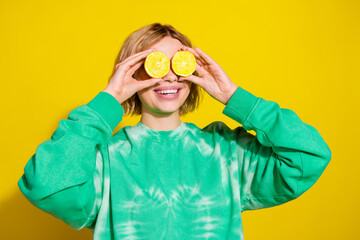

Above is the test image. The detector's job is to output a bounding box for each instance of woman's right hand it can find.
[103,49,162,104]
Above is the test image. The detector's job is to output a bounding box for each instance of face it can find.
[134,36,192,116]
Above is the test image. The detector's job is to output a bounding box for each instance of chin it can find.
[153,102,182,112]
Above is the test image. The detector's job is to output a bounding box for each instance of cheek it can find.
[185,83,192,93]
[182,87,191,98]
[138,90,151,99]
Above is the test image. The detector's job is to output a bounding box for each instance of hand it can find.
[178,46,238,105]
[103,49,163,104]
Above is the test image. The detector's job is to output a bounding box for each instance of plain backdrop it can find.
[1,0,359,239]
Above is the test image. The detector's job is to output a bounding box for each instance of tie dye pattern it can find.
[18,86,332,239]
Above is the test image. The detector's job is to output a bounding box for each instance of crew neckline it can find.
[132,120,188,141]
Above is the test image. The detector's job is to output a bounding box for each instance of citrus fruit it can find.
[171,51,196,77]
[144,51,170,78]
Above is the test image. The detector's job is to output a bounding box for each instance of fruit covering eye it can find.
[171,51,196,77]
[144,51,170,78]
[144,50,196,78]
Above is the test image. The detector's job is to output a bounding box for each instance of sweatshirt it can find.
[17,86,332,240]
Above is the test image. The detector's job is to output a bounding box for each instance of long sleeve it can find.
[17,91,124,230]
[221,86,332,212]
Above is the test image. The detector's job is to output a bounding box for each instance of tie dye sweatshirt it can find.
[18,86,331,240]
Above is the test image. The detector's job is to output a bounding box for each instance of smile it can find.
[153,88,181,99]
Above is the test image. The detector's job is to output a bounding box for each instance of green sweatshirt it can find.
[18,86,331,240]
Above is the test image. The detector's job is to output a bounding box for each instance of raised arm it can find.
[221,86,332,211]
[17,91,124,230]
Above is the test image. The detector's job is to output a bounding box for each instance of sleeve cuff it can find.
[222,86,260,125]
[86,91,124,130]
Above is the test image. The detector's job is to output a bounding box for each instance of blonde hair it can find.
[109,22,203,117]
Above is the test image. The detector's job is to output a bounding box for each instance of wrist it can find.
[223,85,238,105]
[102,88,123,104]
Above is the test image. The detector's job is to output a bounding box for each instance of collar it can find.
[131,120,189,142]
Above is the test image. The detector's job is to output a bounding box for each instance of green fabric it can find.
[18,86,331,239]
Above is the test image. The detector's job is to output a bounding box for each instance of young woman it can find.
[18,23,332,240]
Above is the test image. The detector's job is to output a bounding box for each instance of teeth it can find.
[155,89,179,94]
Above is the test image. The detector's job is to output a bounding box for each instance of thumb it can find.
[179,75,200,84]
[138,78,162,90]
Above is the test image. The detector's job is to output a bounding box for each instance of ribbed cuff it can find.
[86,91,124,130]
[222,86,260,125]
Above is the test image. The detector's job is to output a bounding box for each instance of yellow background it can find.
[1,0,359,239]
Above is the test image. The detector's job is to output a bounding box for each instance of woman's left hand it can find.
[178,45,238,105]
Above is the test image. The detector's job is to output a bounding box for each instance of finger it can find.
[114,53,144,72]
[129,49,156,61]
[194,46,218,66]
[112,61,137,81]
[122,49,154,67]
[180,45,202,60]
[180,45,206,64]
[137,78,163,91]
[114,50,154,79]
[196,59,206,68]
[187,49,207,68]
[177,47,208,76]
[126,60,143,78]
[195,62,208,76]
[120,49,156,68]
[178,73,202,86]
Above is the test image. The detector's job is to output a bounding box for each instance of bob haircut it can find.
[108,22,203,117]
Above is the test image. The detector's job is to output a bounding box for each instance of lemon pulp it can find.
[171,51,196,77]
[144,51,170,78]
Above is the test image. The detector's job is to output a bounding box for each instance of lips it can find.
[154,88,182,99]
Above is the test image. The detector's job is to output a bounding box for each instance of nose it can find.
[163,66,178,82]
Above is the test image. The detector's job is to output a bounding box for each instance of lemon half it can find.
[144,51,170,78]
[171,51,196,77]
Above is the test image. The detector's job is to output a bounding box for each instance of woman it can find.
[18,23,332,240]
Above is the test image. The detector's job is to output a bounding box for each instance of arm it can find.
[222,86,332,211]
[17,91,124,230]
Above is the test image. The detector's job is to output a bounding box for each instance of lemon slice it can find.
[144,51,170,78]
[171,51,196,77]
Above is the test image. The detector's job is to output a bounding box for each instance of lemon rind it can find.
[144,51,170,78]
[171,51,196,77]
